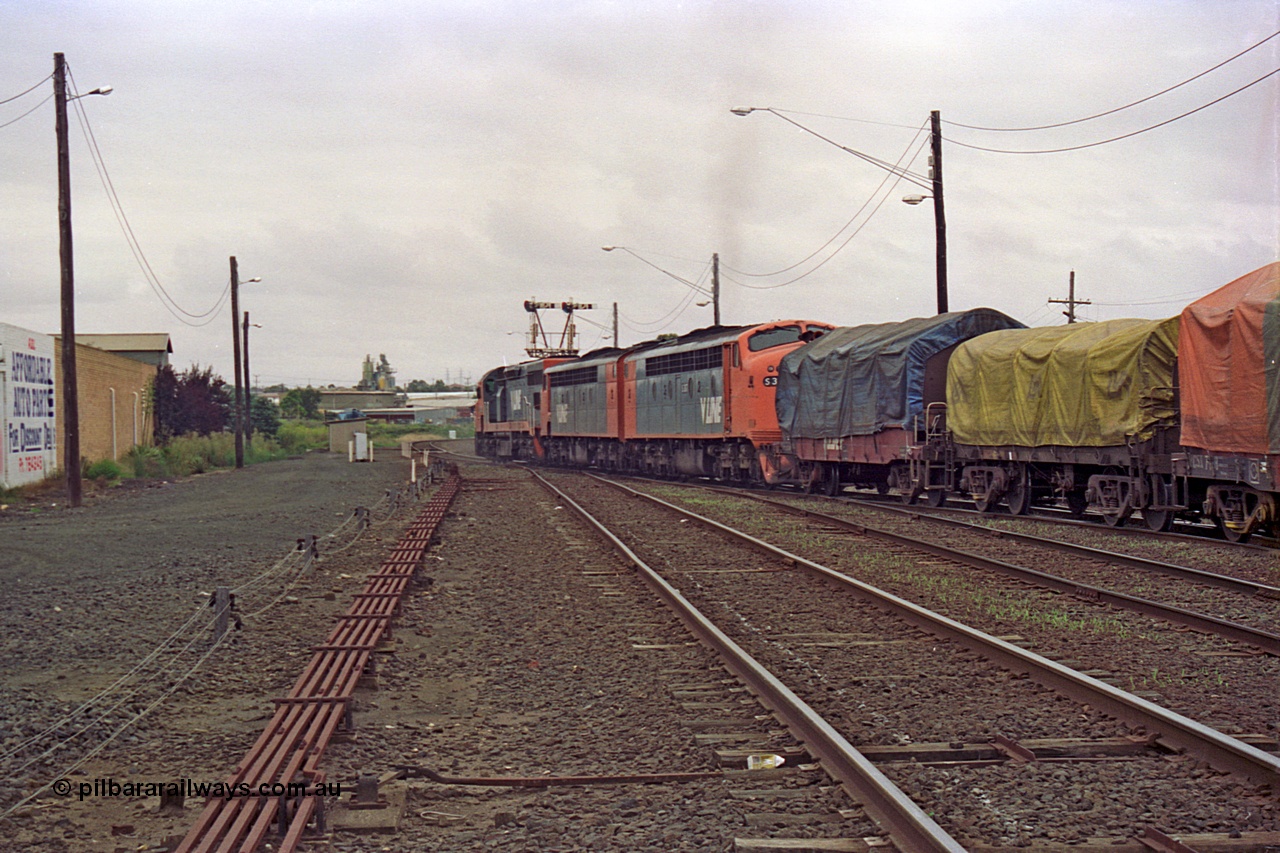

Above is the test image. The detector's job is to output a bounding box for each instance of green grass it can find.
[113,432,297,479]
[277,421,327,454]
[366,421,473,447]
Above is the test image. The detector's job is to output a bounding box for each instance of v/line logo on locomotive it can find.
[700,394,723,425]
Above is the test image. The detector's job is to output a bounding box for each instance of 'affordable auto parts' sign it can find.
[2,324,57,488]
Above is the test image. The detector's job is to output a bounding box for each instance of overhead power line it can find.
[721,122,931,288]
[0,93,52,130]
[0,71,53,105]
[946,66,1279,154]
[946,29,1280,132]
[67,65,230,326]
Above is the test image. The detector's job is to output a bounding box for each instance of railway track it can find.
[842,488,1279,550]
[669,481,1280,655]
[614,476,1279,736]
[538,470,1280,848]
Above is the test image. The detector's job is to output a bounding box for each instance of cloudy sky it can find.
[2,1,1276,389]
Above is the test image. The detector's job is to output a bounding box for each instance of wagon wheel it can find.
[876,481,891,495]
[925,488,947,508]
[902,485,921,505]
[1102,506,1132,528]
[823,464,842,497]
[1214,517,1252,544]
[1065,491,1088,518]
[1006,465,1031,516]
[1141,475,1175,532]
[973,492,995,513]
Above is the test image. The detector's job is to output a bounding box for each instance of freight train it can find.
[476,263,1279,542]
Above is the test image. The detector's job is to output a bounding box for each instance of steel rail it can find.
[843,491,1276,550]
[174,473,462,853]
[530,471,967,853]
[577,472,1280,790]
[673,482,1280,655]
[822,493,1280,595]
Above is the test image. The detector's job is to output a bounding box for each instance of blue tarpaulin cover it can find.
[776,308,1025,439]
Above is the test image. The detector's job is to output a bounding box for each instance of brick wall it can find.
[53,341,157,465]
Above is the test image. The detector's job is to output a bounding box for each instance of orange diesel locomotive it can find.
[477,320,832,483]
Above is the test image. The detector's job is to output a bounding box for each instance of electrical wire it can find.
[0,71,53,104]
[1090,289,1213,307]
[0,92,52,129]
[619,285,702,333]
[608,247,712,296]
[764,108,924,131]
[723,118,931,279]
[761,109,932,190]
[723,132,931,290]
[618,263,711,328]
[946,29,1280,132]
[945,66,1279,155]
[67,65,231,326]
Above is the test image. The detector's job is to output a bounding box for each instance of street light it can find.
[54,52,112,507]
[732,106,948,314]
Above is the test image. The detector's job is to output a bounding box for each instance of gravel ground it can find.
[311,461,876,852]
[637,480,1280,740]
[544,473,1277,847]
[3,450,1274,851]
[0,451,420,850]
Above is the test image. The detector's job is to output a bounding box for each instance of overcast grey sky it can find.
[2,1,1277,389]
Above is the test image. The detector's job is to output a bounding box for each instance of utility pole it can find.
[711,252,721,326]
[612,302,619,348]
[930,110,948,315]
[242,310,253,445]
[1049,269,1091,324]
[230,257,244,468]
[54,52,81,507]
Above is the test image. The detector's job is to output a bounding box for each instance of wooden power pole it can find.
[930,110,948,315]
[1050,270,1092,323]
[712,252,721,326]
[54,52,82,507]
[230,257,244,468]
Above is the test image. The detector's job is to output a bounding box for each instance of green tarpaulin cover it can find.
[947,317,1180,448]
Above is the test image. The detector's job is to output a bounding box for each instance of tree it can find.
[280,386,323,420]
[250,395,281,436]
[406,379,430,393]
[152,364,233,442]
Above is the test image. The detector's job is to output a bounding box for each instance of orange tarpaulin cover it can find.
[1178,263,1280,454]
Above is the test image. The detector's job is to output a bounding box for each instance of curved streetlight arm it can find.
[68,85,112,101]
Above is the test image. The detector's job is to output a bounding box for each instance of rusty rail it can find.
[174,472,461,853]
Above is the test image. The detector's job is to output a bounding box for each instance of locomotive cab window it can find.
[748,326,802,352]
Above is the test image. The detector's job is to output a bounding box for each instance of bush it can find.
[85,459,124,482]
[276,421,327,454]
[124,445,168,478]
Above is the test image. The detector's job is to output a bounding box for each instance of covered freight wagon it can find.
[944,317,1181,524]
[1177,261,1280,540]
[769,308,1024,495]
